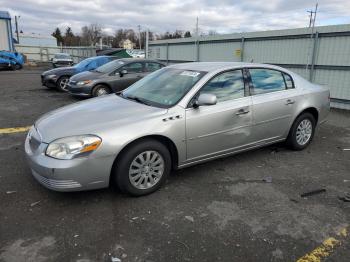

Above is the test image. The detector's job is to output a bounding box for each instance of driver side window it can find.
[200,70,245,103]
[121,62,143,73]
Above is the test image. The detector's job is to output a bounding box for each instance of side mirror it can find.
[119,69,128,77]
[194,93,217,108]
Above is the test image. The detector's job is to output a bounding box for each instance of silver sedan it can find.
[25,62,330,196]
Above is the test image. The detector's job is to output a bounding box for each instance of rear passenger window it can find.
[200,70,245,102]
[283,73,294,89]
[249,69,286,95]
[145,62,162,72]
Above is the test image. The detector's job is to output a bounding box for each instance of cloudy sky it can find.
[1,0,350,36]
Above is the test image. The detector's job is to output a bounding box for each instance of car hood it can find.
[70,71,104,81]
[42,67,76,76]
[35,95,168,143]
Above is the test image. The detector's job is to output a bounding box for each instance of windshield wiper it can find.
[124,95,150,106]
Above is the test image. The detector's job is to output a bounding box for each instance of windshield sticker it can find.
[180,71,200,77]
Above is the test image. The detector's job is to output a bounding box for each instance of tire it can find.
[14,63,22,70]
[286,112,316,150]
[113,139,171,196]
[92,85,111,97]
[56,76,70,92]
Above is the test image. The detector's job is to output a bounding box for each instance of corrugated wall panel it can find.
[316,36,350,66]
[168,44,195,61]
[313,69,350,100]
[149,45,167,60]
[243,38,311,64]
[199,42,241,62]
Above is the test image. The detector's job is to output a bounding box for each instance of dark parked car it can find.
[67,59,165,97]
[41,56,117,92]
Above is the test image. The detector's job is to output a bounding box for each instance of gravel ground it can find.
[0,68,349,262]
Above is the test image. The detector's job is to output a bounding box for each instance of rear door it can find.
[248,68,299,143]
[185,69,253,161]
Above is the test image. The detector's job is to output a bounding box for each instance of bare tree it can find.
[81,23,103,46]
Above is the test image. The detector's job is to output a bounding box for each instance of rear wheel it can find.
[113,139,171,196]
[92,85,111,97]
[286,112,316,150]
[56,76,69,92]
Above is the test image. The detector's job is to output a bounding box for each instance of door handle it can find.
[236,108,250,115]
[285,99,295,105]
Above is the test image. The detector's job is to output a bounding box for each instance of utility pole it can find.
[305,3,318,76]
[15,16,20,43]
[145,29,149,58]
[138,25,142,50]
[307,3,318,28]
[195,17,199,61]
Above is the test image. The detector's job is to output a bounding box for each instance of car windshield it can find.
[74,58,94,69]
[54,54,71,59]
[121,68,207,108]
[95,60,124,73]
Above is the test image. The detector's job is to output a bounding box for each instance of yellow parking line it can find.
[296,227,348,262]
[0,126,31,134]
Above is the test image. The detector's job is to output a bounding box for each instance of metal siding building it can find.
[149,24,350,109]
[0,11,14,51]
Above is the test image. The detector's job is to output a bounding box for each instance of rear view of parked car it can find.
[67,58,165,97]
[41,56,116,92]
[51,53,73,68]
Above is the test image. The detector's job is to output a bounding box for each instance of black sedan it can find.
[67,59,165,97]
[41,56,117,92]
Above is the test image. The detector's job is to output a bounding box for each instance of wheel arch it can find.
[295,107,319,124]
[110,134,179,184]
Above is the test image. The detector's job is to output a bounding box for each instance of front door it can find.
[111,62,145,91]
[185,69,253,161]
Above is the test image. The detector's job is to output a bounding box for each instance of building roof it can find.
[150,23,350,45]
[0,11,11,20]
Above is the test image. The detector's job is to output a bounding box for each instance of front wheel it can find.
[113,139,171,196]
[92,85,111,97]
[56,76,70,92]
[286,112,316,150]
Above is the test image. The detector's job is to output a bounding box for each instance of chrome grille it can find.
[32,171,82,189]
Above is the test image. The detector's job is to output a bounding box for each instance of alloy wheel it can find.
[60,78,69,91]
[296,119,312,146]
[128,150,165,190]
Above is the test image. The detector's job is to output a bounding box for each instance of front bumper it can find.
[41,75,57,88]
[67,83,93,97]
[24,128,113,192]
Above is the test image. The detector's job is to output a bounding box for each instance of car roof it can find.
[118,58,164,64]
[168,62,288,72]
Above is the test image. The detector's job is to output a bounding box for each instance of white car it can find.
[51,53,73,68]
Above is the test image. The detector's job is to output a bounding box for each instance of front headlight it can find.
[46,135,101,160]
[77,80,93,86]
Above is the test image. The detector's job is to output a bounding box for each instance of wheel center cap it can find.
[143,166,150,173]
